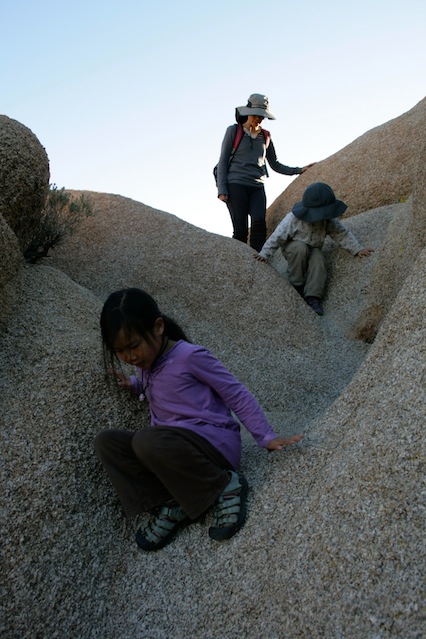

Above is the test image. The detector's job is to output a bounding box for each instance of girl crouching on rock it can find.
[94,288,303,551]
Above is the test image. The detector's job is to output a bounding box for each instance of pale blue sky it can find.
[2,0,425,236]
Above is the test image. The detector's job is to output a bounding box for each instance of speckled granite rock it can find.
[1,104,425,639]
[0,213,22,290]
[0,115,50,251]
[266,97,426,232]
[352,138,426,341]
[0,213,23,331]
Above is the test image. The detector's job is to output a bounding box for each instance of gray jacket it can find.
[258,212,363,259]
[217,125,302,196]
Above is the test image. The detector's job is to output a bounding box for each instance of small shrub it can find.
[24,185,93,263]
[351,304,385,343]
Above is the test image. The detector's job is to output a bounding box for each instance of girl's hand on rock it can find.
[107,368,132,389]
[266,434,304,451]
[356,247,374,257]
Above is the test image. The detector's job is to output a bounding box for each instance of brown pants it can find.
[94,427,232,520]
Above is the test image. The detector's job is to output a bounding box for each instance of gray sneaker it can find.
[136,503,188,551]
[209,471,248,541]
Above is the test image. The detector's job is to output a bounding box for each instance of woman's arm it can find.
[266,140,316,174]
[266,139,303,175]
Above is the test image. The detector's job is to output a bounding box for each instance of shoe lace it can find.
[213,490,241,527]
[142,505,187,544]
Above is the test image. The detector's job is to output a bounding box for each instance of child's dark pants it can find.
[94,427,232,520]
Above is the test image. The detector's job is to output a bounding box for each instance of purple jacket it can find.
[129,340,279,468]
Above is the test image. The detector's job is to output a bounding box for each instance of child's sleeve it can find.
[258,213,292,260]
[188,347,280,448]
[327,219,363,255]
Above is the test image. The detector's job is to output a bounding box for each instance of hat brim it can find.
[237,105,276,120]
[292,199,347,222]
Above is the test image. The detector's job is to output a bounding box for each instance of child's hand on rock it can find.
[266,434,304,451]
[356,247,374,257]
[107,368,132,389]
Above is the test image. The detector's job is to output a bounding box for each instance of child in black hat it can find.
[254,182,374,315]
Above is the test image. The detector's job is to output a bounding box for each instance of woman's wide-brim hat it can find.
[237,93,276,120]
[292,182,348,222]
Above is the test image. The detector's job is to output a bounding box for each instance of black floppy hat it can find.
[292,183,347,222]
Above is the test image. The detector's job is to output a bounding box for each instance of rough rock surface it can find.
[1,103,425,639]
[0,115,50,250]
[0,213,22,292]
[351,138,426,340]
[267,96,426,232]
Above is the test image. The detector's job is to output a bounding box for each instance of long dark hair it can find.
[100,288,190,363]
[235,108,248,124]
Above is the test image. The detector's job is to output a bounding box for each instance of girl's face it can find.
[113,318,164,369]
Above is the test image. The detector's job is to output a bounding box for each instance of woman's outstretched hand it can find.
[107,367,132,389]
[266,434,304,451]
[300,162,317,173]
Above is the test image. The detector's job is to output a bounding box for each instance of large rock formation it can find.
[0,115,50,251]
[267,96,426,231]
[351,138,426,340]
[1,103,424,639]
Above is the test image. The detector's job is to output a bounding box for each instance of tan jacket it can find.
[258,212,363,260]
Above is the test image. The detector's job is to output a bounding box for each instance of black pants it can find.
[94,427,232,519]
[226,183,267,252]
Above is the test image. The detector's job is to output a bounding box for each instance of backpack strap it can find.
[262,129,271,148]
[230,123,244,157]
[262,129,271,178]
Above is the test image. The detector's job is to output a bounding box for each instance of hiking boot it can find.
[209,471,248,541]
[136,502,188,551]
[305,296,324,316]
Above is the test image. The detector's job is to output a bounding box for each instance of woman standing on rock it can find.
[216,93,315,251]
[95,288,303,551]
